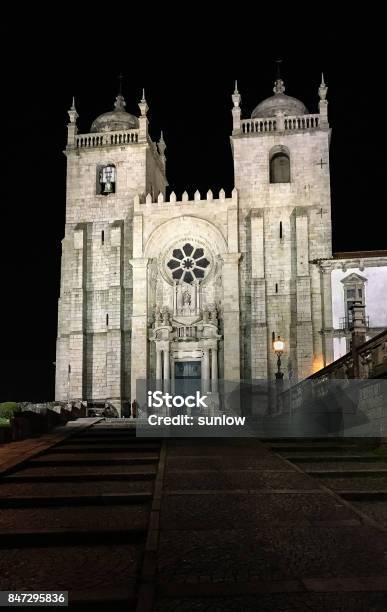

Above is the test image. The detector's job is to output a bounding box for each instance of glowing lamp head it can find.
[273,336,285,354]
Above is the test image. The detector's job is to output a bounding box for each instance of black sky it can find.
[0,25,384,401]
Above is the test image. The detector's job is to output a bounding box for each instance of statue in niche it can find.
[183,289,191,306]
[208,303,218,325]
[154,306,161,327]
[161,306,170,326]
[182,287,192,315]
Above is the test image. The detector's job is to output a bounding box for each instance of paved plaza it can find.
[1,424,387,610]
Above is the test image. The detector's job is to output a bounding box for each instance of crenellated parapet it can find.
[133,187,238,208]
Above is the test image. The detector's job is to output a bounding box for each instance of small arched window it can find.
[97,164,116,195]
[270,152,290,183]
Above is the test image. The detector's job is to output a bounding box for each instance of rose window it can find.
[167,243,210,283]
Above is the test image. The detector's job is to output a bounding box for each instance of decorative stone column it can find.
[156,348,162,381]
[163,346,170,383]
[202,348,210,394]
[106,222,123,414]
[250,210,267,379]
[351,301,367,379]
[320,265,334,366]
[211,348,218,392]
[70,225,86,401]
[130,258,149,401]
[222,252,241,380]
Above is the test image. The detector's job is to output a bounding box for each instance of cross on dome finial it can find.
[276,59,282,79]
[118,73,124,95]
[273,59,285,95]
[114,94,126,111]
[273,78,285,95]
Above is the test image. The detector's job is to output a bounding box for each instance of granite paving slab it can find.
[318,476,387,491]
[154,592,387,611]
[0,504,149,531]
[300,462,387,471]
[160,493,355,529]
[6,464,157,477]
[158,525,387,583]
[0,544,140,591]
[29,452,159,462]
[0,480,153,497]
[164,471,318,492]
[167,455,294,470]
[352,500,387,529]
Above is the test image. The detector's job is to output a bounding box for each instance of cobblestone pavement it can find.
[167,456,294,470]
[0,419,101,473]
[3,430,387,609]
[0,504,149,531]
[154,438,387,610]
[0,479,153,496]
[160,493,355,528]
[0,544,139,591]
[318,475,387,491]
[154,593,387,611]
[296,461,387,471]
[29,451,159,462]
[352,500,387,528]
[164,471,317,491]
[8,463,157,476]
[0,422,160,607]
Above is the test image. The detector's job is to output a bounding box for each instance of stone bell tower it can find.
[230,74,333,381]
[55,89,167,411]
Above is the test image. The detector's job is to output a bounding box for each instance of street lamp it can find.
[273,335,285,380]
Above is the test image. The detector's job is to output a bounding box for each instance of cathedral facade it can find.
[55,76,386,412]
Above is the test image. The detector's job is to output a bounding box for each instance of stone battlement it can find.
[134,188,238,207]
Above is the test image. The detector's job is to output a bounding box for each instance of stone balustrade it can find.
[274,329,387,427]
[241,113,320,135]
[175,326,199,340]
[74,129,140,149]
[284,114,320,131]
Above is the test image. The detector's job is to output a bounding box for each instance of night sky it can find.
[0,32,384,401]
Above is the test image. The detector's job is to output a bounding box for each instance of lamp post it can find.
[273,336,285,380]
[67,364,71,407]
[271,335,285,417]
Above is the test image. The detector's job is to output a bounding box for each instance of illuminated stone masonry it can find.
[55,80,387,413]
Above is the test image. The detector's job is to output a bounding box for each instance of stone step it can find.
[0,527,145,548]
[0,492,152,508]
[2,471,156,483]
[49,444,160,453]
[285,455,387,463]
[27,456,159,467]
